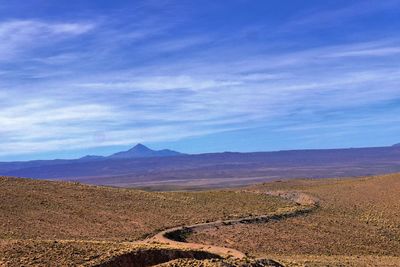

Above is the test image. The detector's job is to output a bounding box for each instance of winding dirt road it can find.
[144,191,319,259]
[94,191,319,266]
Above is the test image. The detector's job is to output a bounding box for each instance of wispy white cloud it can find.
[324,46,400,58]
[0,19,95,61]
[3,36,400,157]
[77,75,242,91]
[50,22,95,34]
[284,0,400,30]
[142,36,212,53]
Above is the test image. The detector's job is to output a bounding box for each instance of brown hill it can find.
[2,174,400,266]
[0,176,290,266]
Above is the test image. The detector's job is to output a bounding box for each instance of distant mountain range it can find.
[0,144,182,173]
[76,143,182,160]
[1,143,400,189]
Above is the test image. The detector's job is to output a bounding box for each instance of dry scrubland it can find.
[0,240,234,267]
[187,174,400,266]
[0,176,292,241]
[1,174,400,266]
[0,176,291,266]
[0,240,134,266]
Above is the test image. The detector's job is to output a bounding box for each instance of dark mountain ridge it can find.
[0,144,181,172]
[109,143,181,159]
[1,144,400,189]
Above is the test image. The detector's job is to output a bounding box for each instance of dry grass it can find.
[272,255,400,267]
[0,176,292,241]
[0,239,128,266]
[0,176,291,266]
[2,174,400,266]
[187,174,400,265]
[0,240,225,267]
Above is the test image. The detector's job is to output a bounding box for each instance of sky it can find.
[0,0,400,161]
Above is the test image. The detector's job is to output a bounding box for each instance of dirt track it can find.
[94,191,319,266]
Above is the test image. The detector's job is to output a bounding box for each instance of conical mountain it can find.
[108,144,182,159]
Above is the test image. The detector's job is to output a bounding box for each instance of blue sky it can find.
[0,0,400,161]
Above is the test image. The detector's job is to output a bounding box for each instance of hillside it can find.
[0,176,291,266]
[2,174,400,266]
[187,173,400,266]
[0,176,290,241]
[1,174,400,266]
